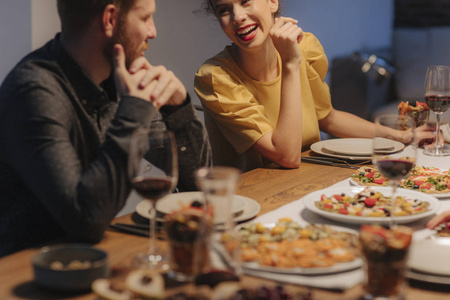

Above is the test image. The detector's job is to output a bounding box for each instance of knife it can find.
[301,157,363,169]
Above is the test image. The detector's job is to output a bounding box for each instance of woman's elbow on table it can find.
[254,136,302,168]
[273,154,302,169]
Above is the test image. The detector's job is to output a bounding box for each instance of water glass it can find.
[194,166,242,277]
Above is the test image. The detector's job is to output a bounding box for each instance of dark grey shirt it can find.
[0,34,211,257]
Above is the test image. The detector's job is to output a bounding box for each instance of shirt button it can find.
[180,146,187,152]
[81,99,87,105]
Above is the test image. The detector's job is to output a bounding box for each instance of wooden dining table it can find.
[1,151,449,300]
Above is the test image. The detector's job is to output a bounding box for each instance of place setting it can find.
[134,191,260,227]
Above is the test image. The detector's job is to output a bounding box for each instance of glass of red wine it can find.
[423,65,450,156]
[128,127,178,269]
[373,114,417,227]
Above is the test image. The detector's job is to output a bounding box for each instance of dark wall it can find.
[395,0,450,27]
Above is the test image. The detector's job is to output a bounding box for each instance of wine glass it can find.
[128,127,178,269]
[423,65,450,156]
[373,114,417,228]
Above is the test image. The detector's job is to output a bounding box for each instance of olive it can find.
[191,200,203,208]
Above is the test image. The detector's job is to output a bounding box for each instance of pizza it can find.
[238,218,359,269]
[314,186,430,218]
[351,165,450,195]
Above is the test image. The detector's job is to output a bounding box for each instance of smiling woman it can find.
[193,0,397,172]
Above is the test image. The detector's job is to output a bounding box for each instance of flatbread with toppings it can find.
[238,218,359,269]
[314,186,430,217]
[351,165,450,195]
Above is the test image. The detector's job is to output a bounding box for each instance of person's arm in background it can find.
[319,108,376,138]
[427,211,450,229]
[160,95,212,192]
[319,108,437,144]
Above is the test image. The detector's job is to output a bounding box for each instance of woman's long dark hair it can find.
[197,0,283,18]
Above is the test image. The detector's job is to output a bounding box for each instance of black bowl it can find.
[33,243,110,291]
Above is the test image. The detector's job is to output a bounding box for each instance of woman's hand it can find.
[415,123,444,149]
[270,17,303,67]
[426,210,450,229]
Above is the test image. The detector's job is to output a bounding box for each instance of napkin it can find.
[390,145,450,170]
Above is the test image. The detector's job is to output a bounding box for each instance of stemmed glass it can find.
[373,114,417,227]
[423,65,450,156]
[128,127,178,269]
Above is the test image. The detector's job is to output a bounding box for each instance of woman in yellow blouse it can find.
[194,0,434,171]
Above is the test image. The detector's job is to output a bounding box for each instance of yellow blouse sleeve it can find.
[300,33,333,120]
[194,58,273,154]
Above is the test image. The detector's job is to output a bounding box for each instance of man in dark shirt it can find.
[0,0,211,257]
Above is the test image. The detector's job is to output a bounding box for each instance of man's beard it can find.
[106,23,146,69]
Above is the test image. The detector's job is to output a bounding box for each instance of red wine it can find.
[376,159,414,181]
[425,95,450,113]
[131,177,172,200]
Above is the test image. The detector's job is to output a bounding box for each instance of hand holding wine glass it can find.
[423,65,450,156]
[128,127,178,269]
[373,114,417,228]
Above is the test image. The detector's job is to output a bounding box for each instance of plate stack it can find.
[407,238,450,285]
[310,138,403,161]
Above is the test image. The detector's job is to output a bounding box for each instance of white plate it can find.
[311,140,372,160]
[303,186,440,225]
[136,193,260,225]
[241,223,362,275]
[321,138,402,156]
[406,269,450,285]
[155,192,245,224]
[407,238,450,276]
[349,177,450,199]
[135,200,164,222]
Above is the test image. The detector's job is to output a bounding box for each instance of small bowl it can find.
[33,243,110,291]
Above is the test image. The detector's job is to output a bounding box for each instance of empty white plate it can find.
[321,138,402,156]
[407,238,450,276]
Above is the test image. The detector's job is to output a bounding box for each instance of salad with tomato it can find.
[315,187,430,217]
[398,100,430,126]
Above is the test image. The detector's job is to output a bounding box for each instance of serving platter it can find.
[241,223,363,275]
[303,186,440,225]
